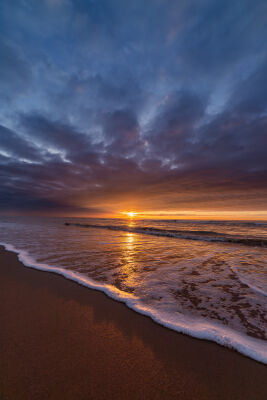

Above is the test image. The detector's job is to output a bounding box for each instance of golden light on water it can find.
[119,232,137,288]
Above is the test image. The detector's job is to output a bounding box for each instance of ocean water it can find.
[0,216,266,364]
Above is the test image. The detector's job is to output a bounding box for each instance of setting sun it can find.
[124,212,137,218]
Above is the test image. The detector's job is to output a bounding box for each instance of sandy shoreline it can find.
[0,246,266,399]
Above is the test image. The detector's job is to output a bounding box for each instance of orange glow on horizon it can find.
[16,208,267,221]
[113,209,267,221]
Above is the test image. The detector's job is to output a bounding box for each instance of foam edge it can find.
[1,241,266,365]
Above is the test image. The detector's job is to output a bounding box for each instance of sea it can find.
[0,216,266,364]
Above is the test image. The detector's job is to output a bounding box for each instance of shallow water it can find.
[0,216,266,363]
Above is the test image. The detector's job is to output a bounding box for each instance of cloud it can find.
[146,90,205,162]
[0,38,32,103]
[100,109,144,156]
[228,56,267,116]
[0,0,267,215]
[0,125,41,162]
[19,113,99,162]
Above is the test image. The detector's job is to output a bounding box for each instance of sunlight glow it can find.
[122,211,137,218]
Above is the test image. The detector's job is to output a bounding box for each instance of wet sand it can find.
[0,246,266,400]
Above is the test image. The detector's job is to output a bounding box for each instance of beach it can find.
[0,245,266,399]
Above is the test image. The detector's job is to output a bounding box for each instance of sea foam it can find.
[1,241,266,365]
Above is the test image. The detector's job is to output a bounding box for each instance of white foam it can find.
[230,265,267,297]
[1,241,267,365]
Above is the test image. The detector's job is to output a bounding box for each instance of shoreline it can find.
[0,245,267,399]
[1,241,266,365]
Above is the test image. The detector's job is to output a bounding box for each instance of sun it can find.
[124,211,137,218]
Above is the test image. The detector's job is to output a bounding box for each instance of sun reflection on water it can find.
[119,231,139,291]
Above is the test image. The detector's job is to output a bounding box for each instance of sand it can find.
[0,245,266,400]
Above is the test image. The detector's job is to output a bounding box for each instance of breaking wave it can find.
[65,222,267,247]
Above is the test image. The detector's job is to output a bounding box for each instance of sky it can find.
[0,0,267,219]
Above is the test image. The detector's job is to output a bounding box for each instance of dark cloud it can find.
[0,125,41,162]
[19,113,100,163]
[146,91,205,162]
[100,109,144,156]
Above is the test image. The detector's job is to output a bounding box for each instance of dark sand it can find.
[0,246,266,400]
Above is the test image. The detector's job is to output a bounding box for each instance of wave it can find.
[146,219,267,227]
[0,241,266,364]
[64,222,267,247]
